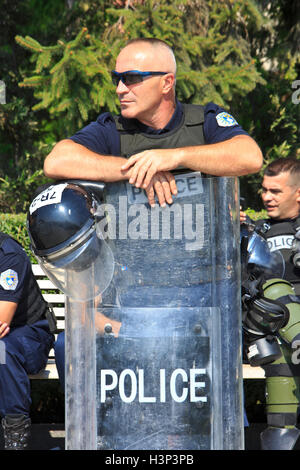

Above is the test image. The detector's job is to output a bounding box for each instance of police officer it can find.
[0,232,55,450]
[43,38,262,205]
[241,157,300,449]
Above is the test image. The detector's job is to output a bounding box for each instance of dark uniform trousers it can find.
[0,319,54,417]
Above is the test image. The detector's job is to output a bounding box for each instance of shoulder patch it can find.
[0,269,19,290]
[216,112,238,127]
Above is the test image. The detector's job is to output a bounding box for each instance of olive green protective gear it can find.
[264,343,300,424]
[260,278,300,450]
[263,278,300,345]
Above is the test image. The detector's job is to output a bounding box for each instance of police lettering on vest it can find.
[255,217,300,294]
[267,235,295,252]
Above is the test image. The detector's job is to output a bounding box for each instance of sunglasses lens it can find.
[111,72,146,86]
[124,74,143,85]
[111,73,119,86]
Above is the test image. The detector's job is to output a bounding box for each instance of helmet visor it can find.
[38,230,114,301]
[247,231,285,279]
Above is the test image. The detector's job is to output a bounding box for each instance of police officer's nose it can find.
[116,80,129,94]
[262,190,272,202]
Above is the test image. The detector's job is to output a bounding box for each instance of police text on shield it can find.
[100,368,207,404]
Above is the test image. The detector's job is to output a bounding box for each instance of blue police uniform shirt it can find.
[0,237,30,305]
[69,101,248,155]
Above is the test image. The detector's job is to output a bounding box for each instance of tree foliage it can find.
[0,0,299,213]
[15,0,266,129]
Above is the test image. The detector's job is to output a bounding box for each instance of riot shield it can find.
[62,174,243,450]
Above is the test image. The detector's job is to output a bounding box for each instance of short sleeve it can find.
[204,102,249,144]
[69,112,121,156]
[0,239,29,303]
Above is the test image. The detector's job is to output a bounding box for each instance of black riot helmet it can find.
[27,181,114,300]
[28,182,97,258]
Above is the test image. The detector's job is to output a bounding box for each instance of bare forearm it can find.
[122,135,263,189]
[44,139,130,182]
[175,135,263,176]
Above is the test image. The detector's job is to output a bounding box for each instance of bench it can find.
[29,264,265,380]
[29,264,65,379]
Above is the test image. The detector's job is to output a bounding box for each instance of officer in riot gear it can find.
[240,158,300,450]
[241,222,300,450]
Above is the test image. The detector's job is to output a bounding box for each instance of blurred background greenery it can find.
[0,0,299,217]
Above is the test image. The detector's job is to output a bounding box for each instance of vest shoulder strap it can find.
[113,103,205,132]
[113,114,137,132]
[182,103,205,125]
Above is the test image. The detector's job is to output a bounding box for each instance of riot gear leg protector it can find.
[261,342,300,450]
[257,279,300,450]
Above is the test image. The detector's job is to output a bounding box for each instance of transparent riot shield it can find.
[65,175,244,450]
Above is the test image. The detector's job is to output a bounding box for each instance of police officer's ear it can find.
[161,73,176,95]
[296,186,300,203]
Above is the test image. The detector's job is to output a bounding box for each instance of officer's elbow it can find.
[248,147,263,175]
[43,140,71,179]
[240,137,263,175]
[43,157,55,179]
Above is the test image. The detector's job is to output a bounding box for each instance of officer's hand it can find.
[0,321,10,339]
[122,149,179,190]
[145,171,177,208]
[240,208,247,224]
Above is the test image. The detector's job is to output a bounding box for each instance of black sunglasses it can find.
[111,70,168,86]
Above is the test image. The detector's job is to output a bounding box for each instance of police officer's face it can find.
[261,172,300,220]
[114,44,174,127]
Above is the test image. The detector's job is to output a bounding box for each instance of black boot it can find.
[1,414,31,450]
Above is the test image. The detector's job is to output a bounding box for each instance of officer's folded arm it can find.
[122,134,263,189]
[0,301,17,338]
[44,139,131,183]
[44,139,177,207]
[174,135,263,176]
[44,134,262,182]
